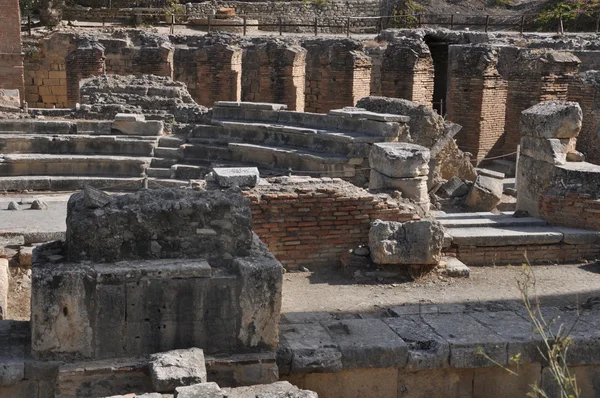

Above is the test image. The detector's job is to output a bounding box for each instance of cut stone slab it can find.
[0,360,25,386]
[475,168,505,179]
[520,101,582,139]
[83,185,112,209]
[437,215,548,228]
[383,316,450,370]
[369,219,444,265]
[0,89,20,108]
[438,177,469,198]
[422,313,507,368]
[549,226,600,245]
[150,347,207,393]
[175,382,226,398]
[114,113,145,122]
[447,226,564,247]
[112,119,164,136]
[440,257,470,278]
[464,175,503,211]
[369,142,430,178]
[278,323,342,374]
[212,167,260,188]
[224,381,318,398]
[322,318,408,369]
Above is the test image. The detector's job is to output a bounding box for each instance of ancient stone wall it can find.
[568,71,600,164]
[242,39,306,111]
[245,177,420,270]
[302,38,371,113]
[185,0,382,33]
[65,38,106,107]
[500,49,581,155]
[446,45,507,163]
[0,0,25,101]
[380,39,434,107]
[539,193,600,231]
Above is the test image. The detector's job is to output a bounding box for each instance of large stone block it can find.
[520,101,582,139]
[112,119,165,136]
[464,175,503,211]
[369,219,443,265]
[66,188,253,264]
[212,167,260,188]
[520,136,574,165]
[368,171,428,203]
[150,348,207,393]
[369,143,430,178]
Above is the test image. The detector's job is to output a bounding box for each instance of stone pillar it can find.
[0,0,25,104]
[446,45,507,164]
[242,40,306,111]
[302,38,372,114]
[380,39,434,107]
[568,71,600,165]
[500,49,580,155]
[65,38,105,107]
[196,40,242,107]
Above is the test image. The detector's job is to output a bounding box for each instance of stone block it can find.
[369,143,430,178]
[175,382,226,398]
[83,185,113,209]
[473,363,541,398]
[369,219,444,265]
[438,177,469,198]
[0,89,20,108]
[520,136,572,165]
[278,323,342,374]
[0,361,24,386]
[304,368,398,398]
[368,171,428,202]
[397,368,474,398]
[212,167,260,188]
[224,381,318,398]
[18,246,34,268]
[464,175,503,211]
[383,316,450,370]
[321,319,408,369]
[520,101,582,139]
[150,348,207,393]
[112,120,164,136]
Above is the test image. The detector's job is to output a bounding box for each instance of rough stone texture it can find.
[520,136,574,165]
[438,177,469,198]
[520,101,583,139]
[225,381,318,398]
[568,71,600,164]
[83,185,112,209]
[368,171,429,203]
[369,143,430,178]
[175,382,226,398]
[212,167,260,188]
[278,323,343,374]
[66,188,253,264]
[65,36,105,107]
[79,74,209,123]
[150,348,207,393]
[369,219,443,265]
[0,0,24,102]
[464,175,503,211]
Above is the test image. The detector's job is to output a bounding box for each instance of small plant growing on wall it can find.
[163,0,184,23]
[389,0,425,29]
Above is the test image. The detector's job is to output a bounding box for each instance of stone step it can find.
[440,257,470,278]
[228,142,358,177]
[172,164,207,180]
[484,159,517,178]
[145,167,173,179]
[446,226,565,247]
[0,176,147,191]
[153,147,183,159]
[158,135,186,148]
[438,215,547,228]
[150,157,178,168]
[0,134,157,157]
[0,154,151,177]
[182,142,232,161]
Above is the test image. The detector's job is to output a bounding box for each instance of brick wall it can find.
[303,38,372,114]
[0,0,25,101]
[196,43,242,106]
[380,41,434,107]
[245,177,419,270]
[242,40,306,111]
[539,193,600,231]
[65,40,105,107]
[501,50,580,155]
[567,71,600,164]
[447,45,507,163]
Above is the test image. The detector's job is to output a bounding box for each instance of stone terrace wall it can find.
[245,176,420,270]
[0,0,24,101]
[539,193,600,231]
[186,0,382,33]
[568,71,600,165]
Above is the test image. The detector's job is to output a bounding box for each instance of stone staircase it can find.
[439,211,600,266]
[0,119,185,191]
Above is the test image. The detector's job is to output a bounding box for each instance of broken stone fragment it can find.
[7,201,20,211]
[150,347,207,393]
[437,176,469,198]
[567,151,585,162]
[175,382,226,398]
[30,199,48,210]
[519,136,573,165]
[520,101,582,139]
[369,142,430,178]
[212,167,260,188]
[369,219,443,265]
[464,175,502,211]
[83,185,112,209]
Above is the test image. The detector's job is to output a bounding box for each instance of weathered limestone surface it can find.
[464,175,503,211]
[369,219,443,265]
[520,101,583,139]
[369,143,430,178]
[150,348,207,393]
[212,167,260,188]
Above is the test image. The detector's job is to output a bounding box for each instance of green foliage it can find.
[20,0,39,16]
[162,0,184,15]
[389,0,425,28]
[535,0,600,31]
